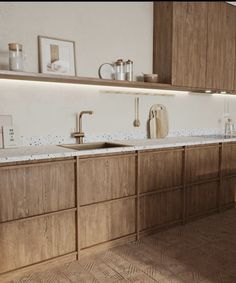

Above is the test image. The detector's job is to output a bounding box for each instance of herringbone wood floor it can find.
[12,209,236,283]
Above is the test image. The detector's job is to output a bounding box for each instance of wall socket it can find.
[2,126,18,148]
[0,115,13,148]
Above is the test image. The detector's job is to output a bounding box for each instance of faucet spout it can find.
[73,110,94,144]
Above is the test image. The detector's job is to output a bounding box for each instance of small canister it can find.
[125,59,133,81]
[8,43,24,71]
[114,59,125,81]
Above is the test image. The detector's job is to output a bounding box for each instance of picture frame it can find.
[38,36,76,76]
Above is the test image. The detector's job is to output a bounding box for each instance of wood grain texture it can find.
[0,70,208,93]
[0,161,75,222]
[172,2,208,88]
[185,145,220,183]
[79,154,136,205]
[206,2,236,91]
[153,2,173,83]
[222,143,236,176]
[187,181,218,218]
[221,177,236,207]
[140,189,182,231]
[80,199,136,249]
[139,149,183,193]
[0,211,76,273]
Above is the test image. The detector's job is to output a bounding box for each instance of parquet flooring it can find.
[11,209,236,283]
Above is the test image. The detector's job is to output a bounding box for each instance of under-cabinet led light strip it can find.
[99,90,176,96]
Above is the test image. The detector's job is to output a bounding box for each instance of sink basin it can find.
[59,142,131,151]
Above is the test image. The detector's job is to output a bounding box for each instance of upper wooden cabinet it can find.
[153,2,236,92]
[206,2,236,91]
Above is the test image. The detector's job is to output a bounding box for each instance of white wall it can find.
[0,2,235,146]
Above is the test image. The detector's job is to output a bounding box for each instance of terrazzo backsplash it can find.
[19,128,223,147]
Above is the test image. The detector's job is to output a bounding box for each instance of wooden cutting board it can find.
[148,104,169,138]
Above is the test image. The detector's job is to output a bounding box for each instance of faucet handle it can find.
[72,132,84,138]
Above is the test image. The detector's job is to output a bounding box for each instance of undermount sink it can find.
[59,142,131,151]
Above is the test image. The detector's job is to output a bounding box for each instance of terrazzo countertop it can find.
[1,135,236,164]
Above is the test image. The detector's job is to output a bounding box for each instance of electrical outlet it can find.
[2,126,18,148]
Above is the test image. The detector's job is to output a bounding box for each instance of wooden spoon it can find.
[134,97,141,127]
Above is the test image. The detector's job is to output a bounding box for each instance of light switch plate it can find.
[2,126,18,148]
[0,115,13,148]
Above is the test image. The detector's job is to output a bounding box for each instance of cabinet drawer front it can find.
[186,146,219,183]
[139,150,183,193]
[221,178,236,207]
[79,155,136,205]
[0,161,75,222]
[140,189,182,231]
[222,143,236,176]
[80,199,136,248]
[0,211,76,273]
[187,182,218,218]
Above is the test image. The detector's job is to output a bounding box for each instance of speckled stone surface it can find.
[1,136,236,164]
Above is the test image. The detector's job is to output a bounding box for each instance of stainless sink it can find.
[59,142,131,151]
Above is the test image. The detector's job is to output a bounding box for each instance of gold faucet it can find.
[73,111,93,144]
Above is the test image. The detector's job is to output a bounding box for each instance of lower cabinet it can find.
[80,198,136,249]
[1,143,235,279]
[221,177,236,208]
[78,153,137,250]
[140,189,182,231]
[186,181,218,219]
[0,210,76,273]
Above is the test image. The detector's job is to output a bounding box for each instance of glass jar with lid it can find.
[125,59,133,81]
[114,59,125,81]
[8,43,24,71]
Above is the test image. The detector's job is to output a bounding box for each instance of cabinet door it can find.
[221,177,236,208]
[206,2,236,91]
[222,143,236,176]
[187,181,218,219]
[139,149,183,193]
[79,154,136,205]
[172,2,208,88]
[0,160,75,222]
[0,211,76,273]
[80,199,136,248]
[186,145,220,184]
[140,189,182,231]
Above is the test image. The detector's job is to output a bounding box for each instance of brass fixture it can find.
[73,111,93,144]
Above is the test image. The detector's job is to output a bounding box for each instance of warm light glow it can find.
[0,79,187,96]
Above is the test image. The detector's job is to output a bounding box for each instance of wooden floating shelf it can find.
[0,70,207,93]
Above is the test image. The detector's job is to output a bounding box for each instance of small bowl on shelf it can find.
[143,73,159,83]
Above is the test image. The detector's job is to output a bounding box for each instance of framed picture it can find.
[38,36,76,76]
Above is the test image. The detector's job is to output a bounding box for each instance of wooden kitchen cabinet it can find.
[140,189,182,231]
[78,154,136,205]
[206,2,236,91]
[185,145,220,183]
[222,142,236,176]
[187,181,218,219]
[78,153,136,250]
[80,199,136,249]
[0,210,76,273]
[221,177,236,208]
[220,143,236,209]
[0,159,76,222]
[139,148,183,193]
[153,2,236,92]
[0,158,77,278]
[138,148,183,233]
[153,2,208,88]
